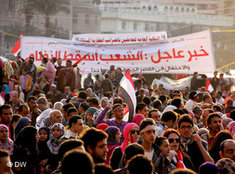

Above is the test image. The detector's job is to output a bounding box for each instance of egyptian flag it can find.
[11,32,23,56]
[117,69,136,122]
[206,78,214,92]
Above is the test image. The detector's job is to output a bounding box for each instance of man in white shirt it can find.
[215,91,224,105]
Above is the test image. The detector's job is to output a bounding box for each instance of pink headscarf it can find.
[0,124,14,155]
[120,123,139,153]
[227,121,235,137]
[132,114,145,126]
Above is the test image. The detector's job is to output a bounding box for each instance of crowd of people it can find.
[0,56,235,174]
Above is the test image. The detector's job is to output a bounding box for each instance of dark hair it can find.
[169,168,196,174]
[10,114,22,125]
[58,139,84,161]
[212,105,222,112]
[152,99,162,109]
[136,103,146,113]
[67,107,78,117]
[139,118,155,132]
[78,91,88,100]
[112,103,123,112]
[104,73,109,78]
[18,104,29,113]
[87,97,99,106]
[178,114,193,128]
[220,139,234,153]
[171,98,182,108]
[159,95,167,104]
[79,102,90,111]
[69,116,82,129]
[81,128,108,151]
[143,96,151,106]
[95,164,113,174]
[0,149,9,158]
[0,104,12,115]
[161,110,177,123]
[27,96,37,102]
[148,109,159,118]
[113,97,123,105]
[124,143,144,162]
[207,113,221,126]
[61,149,94,174]
[163,129,180,138]
[42,57,48,64]
[155,136,167,147]
[173,109,185,116]
[230,109,235,120]
[127,154,154,174]
[202,94,211,102]
[62,103,75,113]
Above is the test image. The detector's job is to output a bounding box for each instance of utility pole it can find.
[69,0,73,39]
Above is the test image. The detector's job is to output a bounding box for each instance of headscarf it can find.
[38,127,50,160]
[132,114,145,126]
[47,123,64,154]
[96,123,109,131]
[0,124,14,155]
[84,107,98,127]
[2,84,10,96]
[227,121,235,138]
[15,117,32,137]
[121,123,139,153]
[105,126,120,145]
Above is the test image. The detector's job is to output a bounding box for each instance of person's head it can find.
[0,124,9,142]
[10,91,19,103]
[178,114,194,138]
[0,105,13,125]
[81,128,108,163]
[155,136,170,157]
[163,129,181,152]
[0,149,13,174]
[66,107,78,120]
[105,126,121,145]
[122,143,144,165]
[15,117,32,137]
[199,162,220,174]
[87,97,99,108]
[37,97,48,110]
[58,139,84,161]
[170,168,196,174]
[62,103,75,118]
[50,123,64,139]
[127,154,154,174]
[49,110,63,126]
[18,104,29,118]
[95,164,113,174]
[61,149,94,174]
[10,114,21,128]
[112,104,124,121]
[100,97,109,108]
[136,103,149,117]
[212,105,222,113]
[79,102,90,114]
[64,86,71,95]
[139,118,156,145]
[161,110,178,128]
[121,123,139,153]
[171,98,183,109]
[143,96,151,106]
[193,106,203,118]
[38,127,49,142]
[66,60,72,68]
[207,113,222,133]
[113,97,123,105]
[148,109,161,123]
[57,57,62,66]
[202,94,212,104]
[220,139,235,161]
[69,116,83,135]
[78,91,88,100]
[152,99,162,111]
[189,91,199,101]
[85,107,98,123]
[202,109,214,126]
[27,96,37,111]
[216,158,235,174]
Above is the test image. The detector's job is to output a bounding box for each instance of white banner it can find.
[21,30,215,74]
[72,32,167,44]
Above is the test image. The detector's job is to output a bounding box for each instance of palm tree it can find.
[30,0,70,36]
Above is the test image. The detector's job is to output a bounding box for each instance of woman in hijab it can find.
[15,117,32,138]
[84,107,98,127]
[105,126,121,165]
[0,124,14,155]
[110,123,139,170]
[12,126,39,174]
[46,123,64,172]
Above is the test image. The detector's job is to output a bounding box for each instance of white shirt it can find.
[215,97,224,105]
[144,149,154,160]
